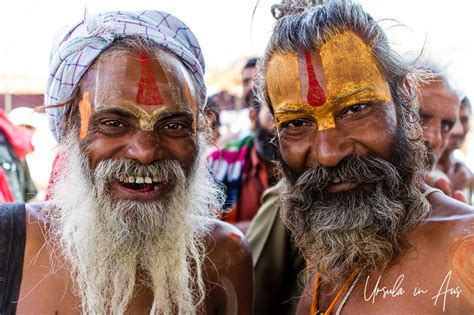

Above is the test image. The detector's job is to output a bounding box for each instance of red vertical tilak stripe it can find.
[136,52,164,105]
[304,51,326,107]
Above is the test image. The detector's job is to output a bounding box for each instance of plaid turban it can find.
[45,10,205,142]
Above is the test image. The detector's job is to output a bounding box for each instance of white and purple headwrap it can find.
[45,10,205,142]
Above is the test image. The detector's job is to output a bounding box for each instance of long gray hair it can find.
[258,0,432,280]
[256,0,428,187]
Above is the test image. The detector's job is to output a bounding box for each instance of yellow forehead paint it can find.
[79,91,92,140]
[267,31,391,131]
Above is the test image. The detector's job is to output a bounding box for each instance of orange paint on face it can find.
[266,31,391,131]
[136,51,164,105]
[79,91,92,140]
[451,235,474,302]
[91,51,198,132]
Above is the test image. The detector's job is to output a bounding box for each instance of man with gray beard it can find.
[256,0,474,313]
[0,11,252,314]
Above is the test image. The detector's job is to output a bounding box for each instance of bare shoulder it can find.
[202,219,254,315]
[427,191,474,227]
[204,218,252,270]
[24,202,49,245]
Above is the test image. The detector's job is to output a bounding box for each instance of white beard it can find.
[45,133,222,314]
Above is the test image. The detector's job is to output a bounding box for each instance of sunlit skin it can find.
[19,205,253,314]
[17,48,253,314]
[266,31,397,189]
[452,235,474,302]
[264,31,474,314]
[77,50,199,201]
[419,79,460,169]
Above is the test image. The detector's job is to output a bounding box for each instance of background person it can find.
[437,96,473,203]
[209,59,278,233]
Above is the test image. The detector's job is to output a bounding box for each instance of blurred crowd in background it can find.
[0,54,472,216]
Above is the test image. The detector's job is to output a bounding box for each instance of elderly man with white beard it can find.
[255,0,474,314]
[0,11,253,314]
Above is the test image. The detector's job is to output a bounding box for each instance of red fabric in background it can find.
[0,168,14,203]
[0,109,34,160]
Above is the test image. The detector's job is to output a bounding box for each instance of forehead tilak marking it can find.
[136,51,165,105]
[91,52,197,133]
[268,32,390,131]
[303,50,326,107]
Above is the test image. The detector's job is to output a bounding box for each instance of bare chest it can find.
[297,253,473,314]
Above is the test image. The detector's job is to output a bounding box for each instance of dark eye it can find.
[102,120,125,128]
[343,103,369,116]
[282,119,311,129]
[243,79,252,86]
[441,120,455,133]
[161,121,192,137]
[164,122,185,130]
[98,119,129,136]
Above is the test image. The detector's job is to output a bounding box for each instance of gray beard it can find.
[281,155,430,283]
[45,133,222,314]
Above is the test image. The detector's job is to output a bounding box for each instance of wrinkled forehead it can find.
[265,31,390,110]
[81,49,198,115]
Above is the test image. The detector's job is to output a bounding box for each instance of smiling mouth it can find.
[115,175,165,193]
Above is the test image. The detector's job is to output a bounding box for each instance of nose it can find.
[125,130,162,165]
[308,129,354,168]
[423,123,442,152]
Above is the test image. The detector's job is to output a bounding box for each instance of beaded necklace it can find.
[310,268,361,315]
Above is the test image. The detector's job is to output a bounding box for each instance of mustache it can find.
[92,159,186,186]
[286,155,403,193]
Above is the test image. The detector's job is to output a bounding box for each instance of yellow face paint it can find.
[266,31,391,131]
[84,50,198,133]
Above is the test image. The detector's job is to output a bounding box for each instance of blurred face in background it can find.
[242,65,257,108]
[447,99,471,150]
[419,79,459,169]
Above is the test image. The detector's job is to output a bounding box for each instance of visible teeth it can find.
[117,175,163,184]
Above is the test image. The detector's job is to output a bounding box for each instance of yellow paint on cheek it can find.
[79,91,92,140]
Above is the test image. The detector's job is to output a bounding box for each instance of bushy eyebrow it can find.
[94,105,138,118]
[275,106,313,116]
[330,88,367,104]
[157,110,194,121]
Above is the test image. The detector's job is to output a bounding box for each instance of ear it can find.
[249,108,257,131]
